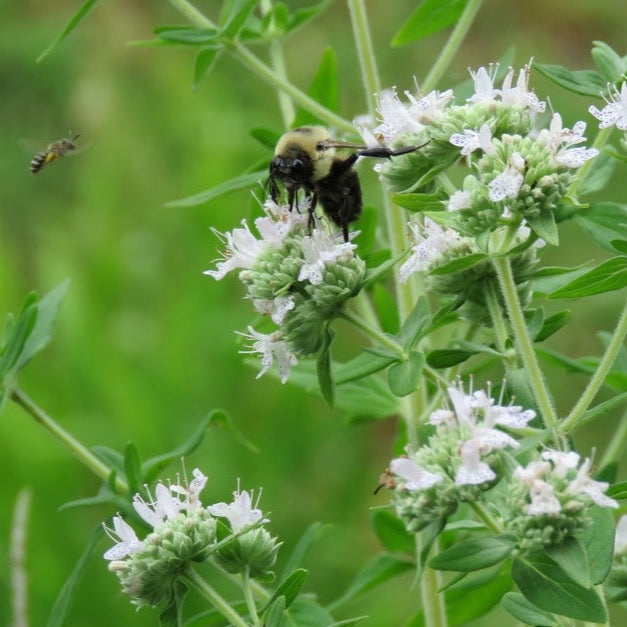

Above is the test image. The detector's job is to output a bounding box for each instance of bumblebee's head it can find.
[270,126,335,190]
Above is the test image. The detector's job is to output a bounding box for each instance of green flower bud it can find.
[213,527,281,579]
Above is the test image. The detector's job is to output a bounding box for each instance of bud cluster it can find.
[205,198,366,382]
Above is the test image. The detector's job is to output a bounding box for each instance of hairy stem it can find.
[241,568,261,626]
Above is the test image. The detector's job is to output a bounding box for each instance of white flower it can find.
[132,482,180,528]
[527,480,561,516]
[500,63,546,112]
[455,439,496,485]
[399,218,466,282]
[207,488,268,532]
[566,457,618,508]
[298,229,357,285]
[372,88,424,143]
[589,82,627,130]
[204,222,265,280]
[255,197,308,243]
[537,113,598,168]
[615,515,627,555]
[429,408,456,427]
[238,326,297,383]
[405,88,454,124]
[514,460,551,484]
[488,152,526,202]
[447,190,473,211]
[467,65,500,105]
[541,450,580,479]
[390,457,443,490]
[103,516,142,561]
[170,468,208,513]
[353,113,380,147]
[472,390,536,429]
[253,296,295,325]
[450,123,494,161]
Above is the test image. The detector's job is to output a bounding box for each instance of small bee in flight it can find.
[30,134,80,174]
[268,126,427,242]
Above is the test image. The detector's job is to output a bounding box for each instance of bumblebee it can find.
[30,134,79,173]
[269,126,423,242]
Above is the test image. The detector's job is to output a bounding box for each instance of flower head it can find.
[589,82,627,130]
[298,229,357,285]
[208,487,269,532]
[238,326,298,384]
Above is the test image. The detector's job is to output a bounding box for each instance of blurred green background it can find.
[0,1,625,625]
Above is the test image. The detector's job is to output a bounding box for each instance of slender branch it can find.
[241,568,261,626]
[470,502,502,534]
[10,489,31,627]
[169,0,215,28]
[421,0,484,93]
[562,302,627,433]
[339,310,406,358]
[417,536,448,627]
[492,257,559,431]
[10,387,128,493]
[182,566,250,627]
[599,410,627,469]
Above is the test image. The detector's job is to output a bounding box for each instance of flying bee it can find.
[30,133,80,174]
[268,126,427,242]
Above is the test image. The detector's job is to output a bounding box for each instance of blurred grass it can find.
[0,1,625,625]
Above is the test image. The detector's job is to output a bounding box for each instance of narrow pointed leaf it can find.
[573,202,627,252]
[580,505,615,584]
[287,0,333,33]
[317,327,335,408]
[426,348,477,368]
[501,592,555,626]
[221,0,258,40]
[124,442,143,494]
[333,352,395,384]
[429,253,488,275]
[549,256,627,298]
[534,64,606,97]
[591,40,627,83]
[261,569,308,614]
[534,310,571,342]
[264,596,286,627]
[281,522,330,578]
[37,0,100,62]
[397,297,431,349]
[194,47,222,87]
[527,208,559,245]
[392,0,469,46]
[429,535,516,572]
[370,510,415,554]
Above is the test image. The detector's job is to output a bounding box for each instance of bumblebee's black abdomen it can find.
[315,163,362,241]
[30,152,47,173]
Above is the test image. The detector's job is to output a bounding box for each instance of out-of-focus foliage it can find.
[0,1,625,625]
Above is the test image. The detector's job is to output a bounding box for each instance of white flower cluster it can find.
[589,82,627,131]
[104,469,267,561]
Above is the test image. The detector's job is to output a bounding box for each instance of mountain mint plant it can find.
[2,1,626,626]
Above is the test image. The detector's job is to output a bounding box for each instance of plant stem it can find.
[492,256,559,432]
[562,302,627,433]
[241,568,261,626]
[470,502,502,534]
[347,0,379,113]
[418,536,448,627]
[170,0,352,132]
[182,566,250,627]
[599,410,627,469]
[10,387,128,493]
[339,310,406,358]
[484,281,511,355]
[421,0,484,93]
[259,0,296,127]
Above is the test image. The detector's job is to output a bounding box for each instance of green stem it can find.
[347,0,380,113]
[241,568,261,626]
[418,536,448,627]
[600,410,627,470]
[339,310,406,358]
[562,302,627,433]
[259,0,296,127]
[421,0,484,93]
[484,280,511,355]
[170,0,351,132]
[182,566,250,627]
[10,387,128,493]
[492,256,559,431]
[470,502,502,534]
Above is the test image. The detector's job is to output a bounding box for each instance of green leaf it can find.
[333,352,395,385]
[371,283,399,335]
[124,442,143,494]
[164,170,265,207]
[397,297,431,349]
[370,510,415,554]
[293,47,338,127]
[316,327,335,408]
[512,552,607,622]
[158,579,188,627]
[157,28,219,44]
[418,517,446,576]
[392,191,446,212]
[363,250,408,287]
[262,569,308,615]
[193,47,222,87]
[326,554,413,612]
[426,348,477,369]
[526,207,559,246]
[534,310,571,342]
[287,0,332,33]
[580,506,615,585]
[527,263,594,293]
[534,63,606,97]
[549,256,627,298]
[250,127,281,150]
[578,391,627,427]
[578,150,617,197]
[391,0,469,47]
[287,597,335,626]
[429,535,516,572]
[501,591,555,626]
[429,253,488,276]
[221,0,258,40]
[37,0,100,62]
[612,238,627,254]
[573,202,627,253]
[0,296,37,380]
[46,526,104,627]
[264,596,286,627]
[281,522,330,579]
[591,40,627,83]
[545,537,590,588]
[607,480,627,500]
[387,351,425,397]
[17,279,70,370]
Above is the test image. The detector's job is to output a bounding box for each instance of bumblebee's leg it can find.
[342,221,349,243]
[268,176,280,202]
[308,192,318,233]
[288,189,296,211]
[357,140,431,159]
